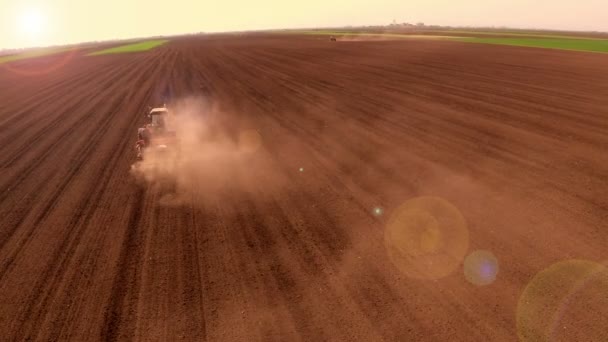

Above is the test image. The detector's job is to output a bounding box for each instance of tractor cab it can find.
[148,107,169,131]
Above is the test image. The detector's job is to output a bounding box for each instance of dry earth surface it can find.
[1,34,607,341]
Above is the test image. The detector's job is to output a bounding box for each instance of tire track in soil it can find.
[42,50,176,341]
[10,92,142,340]
[0,54,142,132]
[126,46,210,341]
[101,187,145,341]
[0,57,131,134]
[0,89,129,279]
[0,53,158,257]
[1,50,168,340]
[98,48,187,341]
[0,54,154,169]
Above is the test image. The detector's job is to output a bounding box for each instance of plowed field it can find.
[1,35,607,341]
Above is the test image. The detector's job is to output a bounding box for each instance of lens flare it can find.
[464,250,499,286]
[2,49,78,76]
[517,259,608,342]
[384,196,469,280]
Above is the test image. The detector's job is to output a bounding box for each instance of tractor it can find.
[135,105,177,160]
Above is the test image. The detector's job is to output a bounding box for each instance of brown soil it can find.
[1,35,607,341]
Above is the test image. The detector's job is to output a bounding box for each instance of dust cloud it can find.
[130,96,268,206]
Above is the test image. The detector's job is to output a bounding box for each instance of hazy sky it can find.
[1,0,606,49]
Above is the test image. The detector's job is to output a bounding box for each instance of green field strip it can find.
[433,30,607,40]
[87,39,168,56]
[455,37,608,53]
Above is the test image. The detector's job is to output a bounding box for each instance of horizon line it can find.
[2,23,607,52]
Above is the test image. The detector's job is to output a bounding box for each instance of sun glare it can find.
[18,8,46,37]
